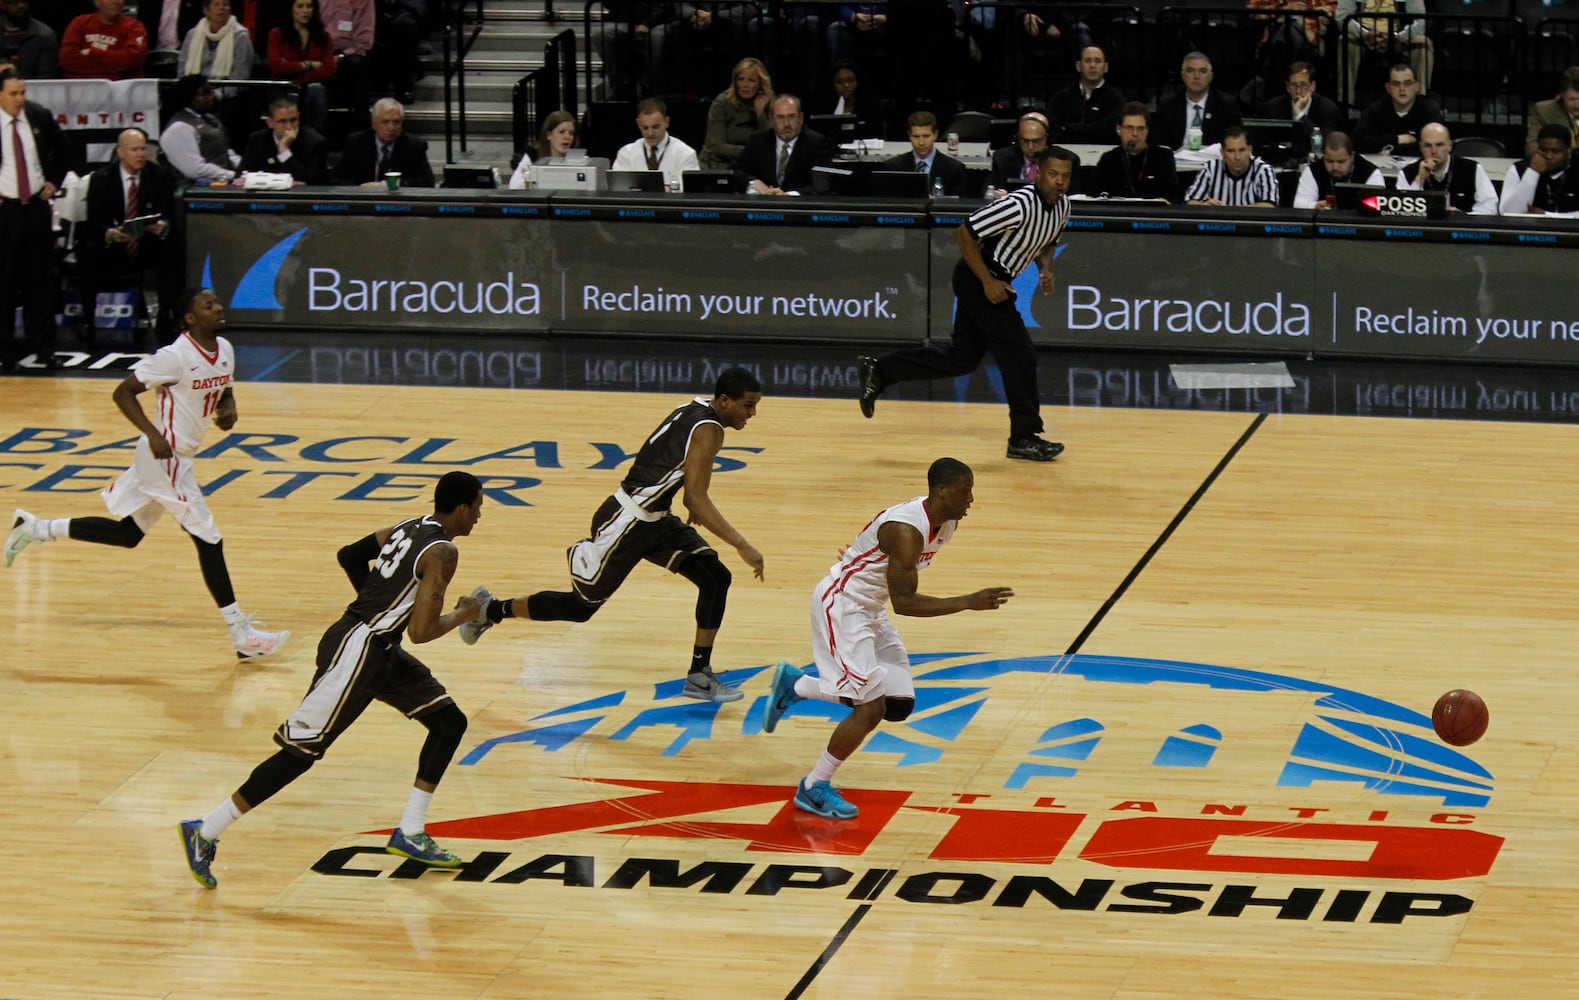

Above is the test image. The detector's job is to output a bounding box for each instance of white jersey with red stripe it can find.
[131,332,236,457]
[815,496,956,614]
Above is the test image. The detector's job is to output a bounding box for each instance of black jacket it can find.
[81,159,176,249]
[240,125,330,184]
[0,101,72,192]
[881,149,971,197]
[732,127,833,194]
[333,129,435,187]
[1151,89,1243,152]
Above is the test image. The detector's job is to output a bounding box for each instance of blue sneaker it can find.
[793,779,859,819]
[178,819,217,889]
[762,660,806,734]
[386,829,464,868]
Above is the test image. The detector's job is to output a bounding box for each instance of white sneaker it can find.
[458,585,494,646]
[232,616,290,660]
[4,509,40,568]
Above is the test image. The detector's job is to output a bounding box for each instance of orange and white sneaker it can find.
[231,617,290,660]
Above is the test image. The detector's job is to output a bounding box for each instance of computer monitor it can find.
[607,169,668,192]
[808,113,858,142]
[443,164,497,188]
[681,171,735,194]
[1242,118,1312,168]
[868,170,932,198]
[532,157,610,192]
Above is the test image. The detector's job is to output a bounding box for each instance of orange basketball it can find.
[1432,689,1489,746]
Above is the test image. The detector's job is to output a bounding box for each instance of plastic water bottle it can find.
[1309,126,1323,163]
[931,177,944,198]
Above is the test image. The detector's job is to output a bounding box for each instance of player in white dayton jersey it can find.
[3,288,288,660]
[762,458,1014,819]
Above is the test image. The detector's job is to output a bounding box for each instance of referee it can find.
[858,145,1077,462]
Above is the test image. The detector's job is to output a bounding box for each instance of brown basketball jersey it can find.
[343,515,454,642]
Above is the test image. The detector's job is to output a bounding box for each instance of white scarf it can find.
[185,15,240,78]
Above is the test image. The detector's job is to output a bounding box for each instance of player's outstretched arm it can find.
[407,541,480,644]
[681,423,765,580]
[882,522,1014,618]
[111,374,172,460]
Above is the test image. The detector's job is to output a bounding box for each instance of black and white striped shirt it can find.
[1185,157,1280,206]
[965,186,1071,280]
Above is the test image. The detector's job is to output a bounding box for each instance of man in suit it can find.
[0,68,69,371]
[240,94,328,184]
[1524,66,1579,161]
[881,109,970,197]
[1152,51,1242,153]
[333,97,435,187]
[733,93,832,195]
[989,110,1048,194]
[77,128,181,343]
[1255,61,1344,135]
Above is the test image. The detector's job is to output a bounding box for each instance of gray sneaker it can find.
[682,666,744,702]
[459,585,495,645]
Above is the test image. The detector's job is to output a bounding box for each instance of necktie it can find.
[11,118,30,202]
[1025,159,1039,181]
[916,158,927,173]
[1191,104,1204,129]
[377,143,392,179]
[126,175,140,259]
[645,144,659,170]
[776,141,791,185]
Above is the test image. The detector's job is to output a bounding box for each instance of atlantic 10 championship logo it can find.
[311,653,1502,954]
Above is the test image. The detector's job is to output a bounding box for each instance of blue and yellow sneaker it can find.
[178,818,218,889]
[386,829,464,867]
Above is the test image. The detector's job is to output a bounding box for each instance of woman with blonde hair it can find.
[508,110,578,189]
[700,57,773,170]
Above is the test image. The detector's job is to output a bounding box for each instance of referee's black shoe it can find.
[1007,436,1064,461]
[857,355,883,418]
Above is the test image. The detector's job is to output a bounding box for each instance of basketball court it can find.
[1,354,1575,999]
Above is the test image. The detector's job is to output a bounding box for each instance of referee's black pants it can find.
[876,259,1043,439]
[0,197,56,370]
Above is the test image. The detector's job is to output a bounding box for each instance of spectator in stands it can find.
[336,96,435,187]
[373,0,425,105]
[825,3,885,73]
[60,0,148,79]
[1,0,57,78]
[612,98,699,190]
[1009,6,1092,110]
[597,0,661,101]
[733,93,832,194]
[1501,124,1574,215]
[507,108,575,188]
[882,109,969,196]
[240,93,328,182]
[1352,62,1439,159]
[1335,0,1430,106]
[77,128,180,343]
[1152,52,1242,153]
[654,0,749,95]
[1049,45,1123,144]
[989,111,1048,194]
[1256,61,1344,135]
[1397,122,1496,215]
[1292,129,1380,208]
[319,0,372,113]
[747,0,819,98]
[267,0,336,131]
[1096,102,1177,202]
[178,0,254,83]
[37,0,92,39]
[1185,126,1278,207]
[138,0,201,75]
[813,61,884,140]
[1525,66,1579,161]
[700,56,772,171]
[0,67,67,372]
[160,74,241,182]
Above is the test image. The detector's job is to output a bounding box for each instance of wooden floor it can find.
[3,376,1577,999]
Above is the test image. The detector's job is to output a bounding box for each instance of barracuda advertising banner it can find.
[185,201,928,340]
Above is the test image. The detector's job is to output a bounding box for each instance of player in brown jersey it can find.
[178,471,487,889]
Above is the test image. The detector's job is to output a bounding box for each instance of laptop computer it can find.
[607,169,668,192]
[1242,118,1312,168]
[681,171,735,194]
[868,170,932,198]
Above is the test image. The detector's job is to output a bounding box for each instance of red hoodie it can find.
[60,13,149,79]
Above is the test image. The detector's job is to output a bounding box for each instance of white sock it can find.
[47,518,69,541]
[200,798,242,842]
[794,673,838,703]
[400,788,433,836]
[220,603,246,629]
[804,750,844,790]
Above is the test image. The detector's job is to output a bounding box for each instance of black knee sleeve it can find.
[237,748,315,808]
[884,697,915,723]
[526,591,598,623]
[68,515,144,548]
[676,552,731,630]
[415,703,468,786]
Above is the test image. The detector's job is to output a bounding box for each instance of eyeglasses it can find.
[1286,81,1313,92]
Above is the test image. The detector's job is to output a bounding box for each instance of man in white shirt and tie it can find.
[1152,51,1242,153]
[78,128,183,343]
[0,67,67,372]
[611,98,700,191]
